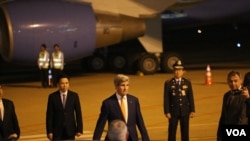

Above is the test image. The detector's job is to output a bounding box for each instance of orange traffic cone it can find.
[205,64,212,85]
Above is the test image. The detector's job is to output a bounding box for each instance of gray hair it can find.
[114,74,129,87]
[107,119,128,141]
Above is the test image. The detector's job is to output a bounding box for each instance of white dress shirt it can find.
[0,100,4,120]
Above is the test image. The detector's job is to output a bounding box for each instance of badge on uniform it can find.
[182,85,188,90]
[181,90,186,96]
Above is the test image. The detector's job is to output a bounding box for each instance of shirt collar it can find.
[116,93,126,100]
[60,91,68,96]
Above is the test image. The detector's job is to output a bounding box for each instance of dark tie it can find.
[62,94,66,108]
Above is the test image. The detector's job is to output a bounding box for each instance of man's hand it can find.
[75,132,82,137]
[47,133,53,141]
[165,113,171,119]
[241,87,250,98]
[190,112,195,118]
[8,133,18,139]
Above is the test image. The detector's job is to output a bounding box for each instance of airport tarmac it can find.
[1,67,250,141]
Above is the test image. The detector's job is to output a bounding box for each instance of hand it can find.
[241,87,250,98]
[165,113,171,119]
[47,133,53,141]
[8,133,17,139]
[190,112,195,118]
[75,132,82,137]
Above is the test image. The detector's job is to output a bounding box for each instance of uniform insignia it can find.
[181,90,186,96]
[182,85,188,89]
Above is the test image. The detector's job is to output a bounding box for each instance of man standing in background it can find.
[164,60,195,141]
[51,44,64,87]
[38,44,50,88]
[0,84,20,141]
[46,74,83,141]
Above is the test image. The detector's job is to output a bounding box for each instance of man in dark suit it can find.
[164,60,195,141]
[0,84,20,141]
[93,74,150,141]
[246,92,250,125]
[216,71,248,141]
[46,74,83,141]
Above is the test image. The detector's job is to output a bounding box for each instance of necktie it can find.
[120,96,127,121]
[62,94,66,108]
[177,79,181,85]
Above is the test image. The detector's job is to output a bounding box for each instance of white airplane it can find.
[0,0,249,74]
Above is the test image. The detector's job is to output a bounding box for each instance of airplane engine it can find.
[95,12,145,48]
[0,0,96,64]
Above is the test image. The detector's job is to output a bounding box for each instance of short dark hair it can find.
[56,73,70,83]
[53,44,60,48]
[41,44,47,49]
[227,70,241,80]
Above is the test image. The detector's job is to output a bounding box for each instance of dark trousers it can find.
[40,68,49,87]
[0,122,17,141]
[52,127,75,141]
[168,115,190,141]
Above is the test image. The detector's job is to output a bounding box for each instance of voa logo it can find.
[226,129,246,136]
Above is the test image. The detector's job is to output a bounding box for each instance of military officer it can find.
[163,60,195,141]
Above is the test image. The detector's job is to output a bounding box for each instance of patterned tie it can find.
[120,96,127,121]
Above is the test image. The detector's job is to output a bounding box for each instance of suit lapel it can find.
[113,94,123,115]
[55,91,64,109]
[2,99,7,121]
[112,94,127,122]
[126,95,133,122]
[64,91,72,109]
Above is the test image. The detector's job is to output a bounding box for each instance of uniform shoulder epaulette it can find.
[165,79,171,83]
[166,79,170,82]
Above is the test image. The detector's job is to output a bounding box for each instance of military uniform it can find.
[163,60,195,141]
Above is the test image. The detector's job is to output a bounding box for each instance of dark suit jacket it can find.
[164,77,195,117]
[0,99,20,141]
[46,90,83,138]
[246,98,250,125]
[93,94,150,141]
[217,89,248,140]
